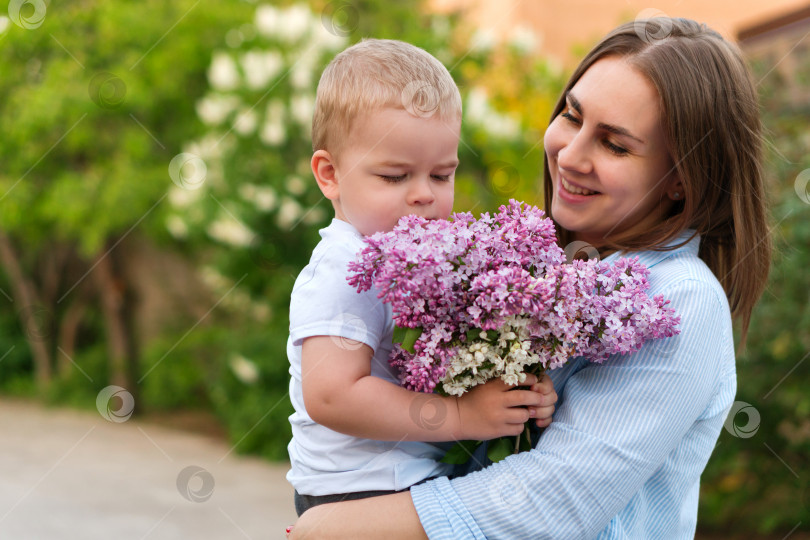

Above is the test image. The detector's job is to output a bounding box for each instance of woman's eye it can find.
[379,174,406,182]
[431,174,451,181]
[561,111,581,125]
[604,141,629,156]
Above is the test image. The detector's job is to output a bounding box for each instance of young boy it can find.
[286,38,555,516]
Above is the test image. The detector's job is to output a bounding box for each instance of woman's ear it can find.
[666,174,684,202]
[312,150,339,201]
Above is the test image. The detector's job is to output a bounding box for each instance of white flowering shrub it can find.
[167,4,346,295]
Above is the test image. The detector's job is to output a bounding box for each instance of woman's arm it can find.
[290,492,427,540]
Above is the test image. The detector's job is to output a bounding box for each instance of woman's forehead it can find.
[571,57,665,142]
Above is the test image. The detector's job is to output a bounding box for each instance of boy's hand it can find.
[455,373,557,440]
[530,372,557,428]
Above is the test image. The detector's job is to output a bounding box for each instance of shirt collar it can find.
[326,218,363,238]
[602,229,700,269]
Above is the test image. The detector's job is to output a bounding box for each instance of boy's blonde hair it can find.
[312,38,462,156]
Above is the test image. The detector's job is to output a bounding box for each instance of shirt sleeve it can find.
[411,276,733,539]
[289,240,391,352]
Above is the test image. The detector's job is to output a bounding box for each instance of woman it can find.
[290,17,770,539]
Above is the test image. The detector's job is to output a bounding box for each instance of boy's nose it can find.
[407,177,436,205]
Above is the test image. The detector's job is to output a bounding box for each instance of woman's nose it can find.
[556,131,593,175]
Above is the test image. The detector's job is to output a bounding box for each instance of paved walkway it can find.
[0,400,297,539]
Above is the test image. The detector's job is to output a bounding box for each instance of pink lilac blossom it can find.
[347,200,680,396]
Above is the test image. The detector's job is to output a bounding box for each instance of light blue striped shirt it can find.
[411,231,736,539]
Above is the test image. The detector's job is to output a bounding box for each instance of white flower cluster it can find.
[509,25,540,54]
[440,316,541,396]
[170,3,346,241]
[199,266,272,322]
[230,354,260,384]
[465,87,521,140]
[196,3,346,144]
[470,25,540,55]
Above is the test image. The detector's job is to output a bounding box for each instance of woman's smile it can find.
[559,176,599,197]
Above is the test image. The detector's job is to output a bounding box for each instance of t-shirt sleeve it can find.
[289,241,390,352]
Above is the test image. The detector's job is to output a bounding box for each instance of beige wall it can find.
[431,0,809,67]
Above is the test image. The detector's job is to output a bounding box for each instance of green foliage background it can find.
[0,0,807,535]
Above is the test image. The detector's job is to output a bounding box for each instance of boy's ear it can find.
[311,150,339,201]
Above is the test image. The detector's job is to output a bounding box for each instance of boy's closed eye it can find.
[377,173,455,183]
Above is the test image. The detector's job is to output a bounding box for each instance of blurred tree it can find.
[697,53,810,533]
[0,0,252,393]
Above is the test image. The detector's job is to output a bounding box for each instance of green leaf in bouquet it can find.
[393,325,423,354]
[440,440,483,464]
[464,328,499,342]
[487,436,514,463]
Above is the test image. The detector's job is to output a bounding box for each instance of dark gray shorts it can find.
[294,489,399,516]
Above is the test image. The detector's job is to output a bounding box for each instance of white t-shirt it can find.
[286,219,453,496]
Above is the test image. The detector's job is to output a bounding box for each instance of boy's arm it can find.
[301,336,556,442]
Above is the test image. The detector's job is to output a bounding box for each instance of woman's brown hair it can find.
[543,17,771,343]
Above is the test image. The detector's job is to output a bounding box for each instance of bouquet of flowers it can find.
[348,200,680,462]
